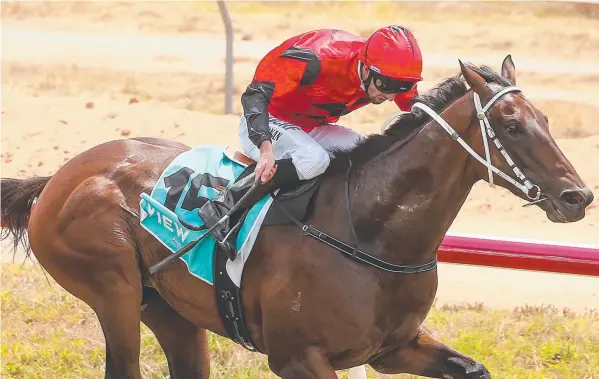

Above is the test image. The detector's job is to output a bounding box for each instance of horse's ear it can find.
[501,54,516,85]
[458,59,487,95]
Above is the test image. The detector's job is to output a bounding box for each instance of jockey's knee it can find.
[292,146,331,180]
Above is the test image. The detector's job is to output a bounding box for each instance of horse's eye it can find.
[506,122,520,135]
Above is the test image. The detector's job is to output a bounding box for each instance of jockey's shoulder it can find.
[282,29,365,59]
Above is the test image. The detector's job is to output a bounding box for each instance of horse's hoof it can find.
[466,362,491,378]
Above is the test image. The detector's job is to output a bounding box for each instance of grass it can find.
[2,263,598,378]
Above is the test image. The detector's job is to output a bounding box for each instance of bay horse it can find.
[1,56,594,379]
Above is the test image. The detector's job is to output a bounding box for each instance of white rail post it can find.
[349,365,367,379]
[217,0,233,114]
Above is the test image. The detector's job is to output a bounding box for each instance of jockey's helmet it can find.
[358,25,423,93]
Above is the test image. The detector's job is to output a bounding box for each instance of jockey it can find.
[198,25,424,258]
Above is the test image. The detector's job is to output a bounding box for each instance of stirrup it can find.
[216,210,248,261]
[218,240,237,261]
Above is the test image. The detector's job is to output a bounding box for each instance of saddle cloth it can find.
[139,145,274,287]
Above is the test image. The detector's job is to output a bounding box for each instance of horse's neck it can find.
[350,94,480,264]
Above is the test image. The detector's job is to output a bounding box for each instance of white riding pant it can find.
[239,115,365,180]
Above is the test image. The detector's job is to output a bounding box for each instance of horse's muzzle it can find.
[545,187,594,223]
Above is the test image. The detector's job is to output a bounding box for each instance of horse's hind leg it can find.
[140,287,210,379]
[27,242,144,379]
[28,220,144,378]
[95,277,143,379]
[368,326,491,379]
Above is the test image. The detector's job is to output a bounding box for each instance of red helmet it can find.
[359,25,423,92]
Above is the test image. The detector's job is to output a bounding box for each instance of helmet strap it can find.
[358,61,373,92]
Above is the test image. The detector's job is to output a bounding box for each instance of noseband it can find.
[412,86,546,206]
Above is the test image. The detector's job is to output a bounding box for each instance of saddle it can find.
[227,147,256,166]
[224,146,323,226]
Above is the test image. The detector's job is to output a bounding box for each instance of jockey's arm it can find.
[240,55,306,148]
[393,85,419,112]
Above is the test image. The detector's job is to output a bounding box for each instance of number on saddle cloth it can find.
[138,146,274,286]
[163,168,231,214]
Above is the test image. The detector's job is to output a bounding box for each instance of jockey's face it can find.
[362,66,397,104]
[368,83,397,104]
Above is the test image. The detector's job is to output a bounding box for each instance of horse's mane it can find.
[326,63,513,175]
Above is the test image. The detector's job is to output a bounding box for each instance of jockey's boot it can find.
[197,158,300,260]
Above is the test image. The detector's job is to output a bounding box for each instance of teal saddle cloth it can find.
[139,145,274,286]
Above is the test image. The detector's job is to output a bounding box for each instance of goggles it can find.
[371,72,416,94]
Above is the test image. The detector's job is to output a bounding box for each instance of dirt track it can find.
[1,2,598,312]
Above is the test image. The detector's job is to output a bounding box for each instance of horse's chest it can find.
[325,271,438,365]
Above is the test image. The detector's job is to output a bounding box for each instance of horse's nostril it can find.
[560,190,585,206]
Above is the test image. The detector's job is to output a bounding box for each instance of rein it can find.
[412,86,546,207]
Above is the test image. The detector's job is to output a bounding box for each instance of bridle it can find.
[412,85,547,207]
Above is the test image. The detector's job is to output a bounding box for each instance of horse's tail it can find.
[1,176,52,256]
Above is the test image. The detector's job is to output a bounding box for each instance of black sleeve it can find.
[240,81,275,148]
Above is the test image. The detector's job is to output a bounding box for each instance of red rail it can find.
[439,234,599,277]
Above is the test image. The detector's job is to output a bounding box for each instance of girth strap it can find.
[213,246,260,352]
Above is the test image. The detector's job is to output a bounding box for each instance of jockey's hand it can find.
[256,141,277,184]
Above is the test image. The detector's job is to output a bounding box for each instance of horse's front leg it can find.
[268,347,339,379]
[369,326,491,379]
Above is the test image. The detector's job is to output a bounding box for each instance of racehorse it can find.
[1,56,594,379]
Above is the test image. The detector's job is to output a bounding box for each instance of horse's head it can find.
[459,55,593,223]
